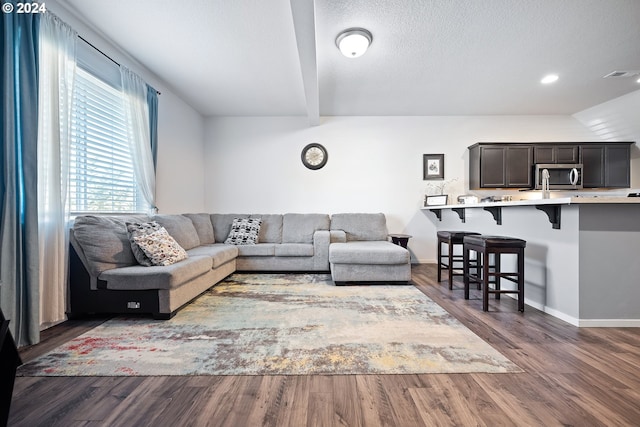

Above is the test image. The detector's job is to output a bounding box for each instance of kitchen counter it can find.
[569,196,640,204]
[424,196,640,210]
[423,196,640,229]
[421,198,640,327]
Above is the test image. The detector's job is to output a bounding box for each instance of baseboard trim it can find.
[577,319,640,327]
[524,298,640,327]
[414,263,640,327]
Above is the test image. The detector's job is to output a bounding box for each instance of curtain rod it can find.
[78,35,161,95]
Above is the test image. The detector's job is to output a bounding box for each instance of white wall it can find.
[204,115,600,262]
[574,89,640,188]
[155,93,206,213]
[48,0,207,214]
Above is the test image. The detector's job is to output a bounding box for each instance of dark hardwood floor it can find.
[9,264,640,426]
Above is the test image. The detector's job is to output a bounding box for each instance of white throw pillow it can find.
[126,221,163,266]
[132,227,188,266]
[224,217,262,245]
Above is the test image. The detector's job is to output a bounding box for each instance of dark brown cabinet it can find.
[580,143,631,188]
[469,142,632,190]
[580,145,605,187]
[533,145,579,164]
[469,144,532,189]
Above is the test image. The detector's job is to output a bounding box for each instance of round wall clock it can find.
[301,143,328,170]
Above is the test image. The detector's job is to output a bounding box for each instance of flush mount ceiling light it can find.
[541,74,559,84]
[336,28,372,58]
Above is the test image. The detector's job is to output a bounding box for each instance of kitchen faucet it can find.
[542,168,550,199]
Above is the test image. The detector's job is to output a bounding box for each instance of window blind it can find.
[69,66,145,214]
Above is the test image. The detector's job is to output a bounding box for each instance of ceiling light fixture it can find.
[541,74,559,84]
[336,28,372,58]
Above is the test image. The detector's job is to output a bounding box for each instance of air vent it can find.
[603,70,640,78]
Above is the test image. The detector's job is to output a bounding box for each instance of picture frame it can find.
[425,194,448,206]
[423,154,444,180]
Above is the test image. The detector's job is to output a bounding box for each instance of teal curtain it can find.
[0,9,41,346]
[147,85,158,168]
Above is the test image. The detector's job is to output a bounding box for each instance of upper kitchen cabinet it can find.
[580,143,632,188]
[469,144,533,189]
[469,142,633,190]
[533,145,579,164]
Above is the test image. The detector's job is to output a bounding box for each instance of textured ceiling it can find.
[60,0,640,120]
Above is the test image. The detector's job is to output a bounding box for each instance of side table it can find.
[389,234,412,248]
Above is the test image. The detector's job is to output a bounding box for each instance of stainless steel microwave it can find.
[534,163,583,190]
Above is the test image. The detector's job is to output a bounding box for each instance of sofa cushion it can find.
[329,241,409,265]
[133,227,189,266]
[251,214,282,243]
[236,243,275,256]
[187,244,239,269]
[275,243,314,257]
[330,213,388,241]
[152,214,201,250]
[126,221,163,266]
[183,213,215,245]
[282,213,330,243]
[99,255,212,290]
[211,214,249,243]
[72,215,148,276]
[225,217,262,245]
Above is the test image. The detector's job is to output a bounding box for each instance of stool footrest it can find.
[487,289,520,294]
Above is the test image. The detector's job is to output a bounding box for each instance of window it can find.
[68,42,148,214]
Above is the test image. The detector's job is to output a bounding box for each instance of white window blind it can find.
[69,54,147,214]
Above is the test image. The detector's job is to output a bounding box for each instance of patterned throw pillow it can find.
[224,217,262,245]
[132,227,188,266]
[126,221,163,266]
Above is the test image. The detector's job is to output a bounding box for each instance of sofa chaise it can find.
[329,213,412,284]
[68,212,410,319]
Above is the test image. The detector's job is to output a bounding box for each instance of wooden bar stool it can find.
[463,235,526,312]
[437,231,480,289]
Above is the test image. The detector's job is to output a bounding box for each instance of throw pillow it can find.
[224,217,262,245]
[126,221,164,266]
[132,227,188,266]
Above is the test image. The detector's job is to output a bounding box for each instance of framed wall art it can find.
[423,154,444,180]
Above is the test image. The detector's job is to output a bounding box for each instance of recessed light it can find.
[541,74,559,84]
[637,77,640,83]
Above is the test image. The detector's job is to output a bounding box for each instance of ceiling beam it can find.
[290,0,320,126]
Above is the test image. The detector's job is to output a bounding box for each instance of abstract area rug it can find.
[18,274,521,376]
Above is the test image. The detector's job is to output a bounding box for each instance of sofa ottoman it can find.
[329,213,411,284]
[329,241,411,283]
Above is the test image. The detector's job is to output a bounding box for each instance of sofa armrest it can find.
[330,230,346,243]
[69,230,100,290]
[313,230,330,270]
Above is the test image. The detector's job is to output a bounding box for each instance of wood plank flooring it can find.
[9,264,640,426]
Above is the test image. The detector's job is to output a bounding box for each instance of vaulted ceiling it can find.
[61,0,640,123]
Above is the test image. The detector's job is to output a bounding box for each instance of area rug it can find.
[18,273,521,376]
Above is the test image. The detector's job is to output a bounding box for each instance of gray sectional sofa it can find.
[68,212,411,319]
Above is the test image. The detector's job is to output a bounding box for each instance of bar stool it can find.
[437,231,481,289]
[463,235,526,312]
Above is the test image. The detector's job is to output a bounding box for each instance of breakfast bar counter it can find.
[422,197,640,327]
